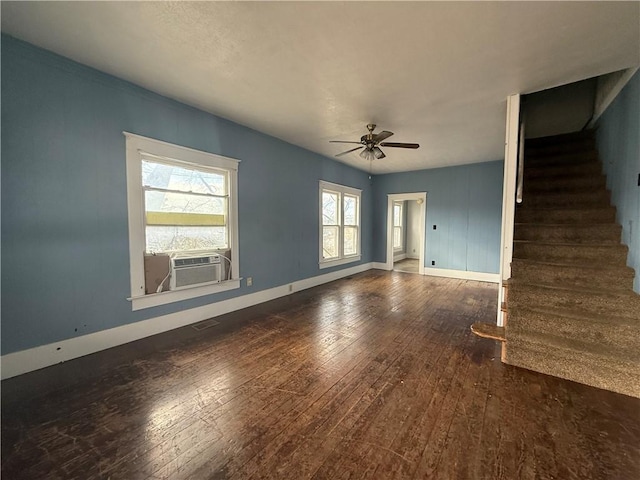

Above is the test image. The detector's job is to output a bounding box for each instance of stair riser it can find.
[507,284,640,319]
[504,339,640,398]
[513,243,628,265]
[506,309,639,354]
[521,190,610,208]
[515,208,616,224]
[523,175,606,194]
[524,151,598,168]
[524,162,601,179]
[510,261,634,290]
[514,224,621,244]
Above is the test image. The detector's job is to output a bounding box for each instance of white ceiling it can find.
[2,1,638,174]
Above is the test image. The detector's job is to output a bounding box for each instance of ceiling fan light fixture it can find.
[373,147,385,159]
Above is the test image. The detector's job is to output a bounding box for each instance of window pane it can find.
[344,226,358,256]
[142,160,226,195]
[394,226,402,249]
[344,195,358,226]
[322,192,339,225]
[393,204,402,226]
[146,226,227,252]
[145,190,226,216]
[322,226,339,259]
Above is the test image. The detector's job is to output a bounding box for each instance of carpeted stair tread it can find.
[515,206,616,224]
[521,189,610,208]
[506,280,640,321]
[504,336,640,398]
[524,150,599,167]
[524,161,601,179]
[506,277,639,298]
[509,304,640,328]
[506,307,640,356]
[525,130,595,146]
[514,223,621,244]
[513,241,628,265]
[511,257,634,271]
[509,329,640,364]
[510,258,635,290]
[523,174,607,193]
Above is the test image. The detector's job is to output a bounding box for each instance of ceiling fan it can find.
[330,124,420,161]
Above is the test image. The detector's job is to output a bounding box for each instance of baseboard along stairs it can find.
[472,130,640,398]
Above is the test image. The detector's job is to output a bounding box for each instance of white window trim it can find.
[124,132,240,311]
[319,180,362,269]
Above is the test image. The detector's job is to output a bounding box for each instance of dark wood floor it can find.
[2,271,639,479]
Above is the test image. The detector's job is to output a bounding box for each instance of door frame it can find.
[386,193,427,274]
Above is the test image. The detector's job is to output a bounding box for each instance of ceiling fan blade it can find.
[373,147,386,159]
[329,140,362,144]
[336,146,364,157]
[380,142,420,149]
[373,130,394,143]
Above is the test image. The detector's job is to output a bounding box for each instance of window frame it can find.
[319,180,362,269]
[125,132,240,311]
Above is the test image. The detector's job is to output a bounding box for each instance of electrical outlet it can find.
[247,277,253,286]
[431,260,436,266]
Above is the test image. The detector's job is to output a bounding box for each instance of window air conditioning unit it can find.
[170,255,222,290]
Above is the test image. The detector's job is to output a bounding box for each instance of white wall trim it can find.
[423,267,500,283]
[372,262,390,270]
[1,262,374,380]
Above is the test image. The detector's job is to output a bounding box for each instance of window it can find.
[319,181,361,268]
[125,133,240,310]
[142,159,228,254]
[393,201,404,251]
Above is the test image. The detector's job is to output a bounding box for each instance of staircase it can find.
[483,130,640,398]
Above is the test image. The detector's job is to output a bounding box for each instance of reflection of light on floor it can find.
[145,370,232,438]
[312,290,366,362]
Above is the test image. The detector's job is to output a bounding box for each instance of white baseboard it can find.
[1,262,374,380]
[372,262,390,270]
[423,267,500,283]
[393,253,407,261]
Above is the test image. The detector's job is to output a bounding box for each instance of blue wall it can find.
[372,161,504,274]
[1,36,373,354]
[596,70,640,293]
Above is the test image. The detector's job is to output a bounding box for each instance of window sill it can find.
[128,279,241,311]
[319,255,361,270]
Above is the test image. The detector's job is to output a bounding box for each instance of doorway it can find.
[386,193,426,274]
